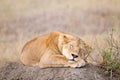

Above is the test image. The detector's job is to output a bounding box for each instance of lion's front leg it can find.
[38,55,69,68]
[38,54,86,68]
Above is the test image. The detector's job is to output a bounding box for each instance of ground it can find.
[0,62,105,80]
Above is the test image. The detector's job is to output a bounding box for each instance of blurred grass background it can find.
[0,0,120,21]
[0,0,120,67]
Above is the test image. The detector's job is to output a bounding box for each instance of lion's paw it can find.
[76,59,86,68]
[69,59,86,68]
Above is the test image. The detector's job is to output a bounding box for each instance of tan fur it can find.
[20,31,101,68]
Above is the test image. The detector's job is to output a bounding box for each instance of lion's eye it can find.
[70,45,73,49]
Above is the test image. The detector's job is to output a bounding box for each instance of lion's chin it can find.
[69,58,78,62]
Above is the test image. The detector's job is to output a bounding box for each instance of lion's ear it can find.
[63,35,69,43]
[63,35,67,39]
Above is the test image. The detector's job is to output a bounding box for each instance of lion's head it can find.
[58,32,91,62]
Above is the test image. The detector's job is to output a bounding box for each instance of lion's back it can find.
[20,35,49,66]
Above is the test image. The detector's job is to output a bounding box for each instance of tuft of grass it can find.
[102,27,120,79]
[103,47,120,73]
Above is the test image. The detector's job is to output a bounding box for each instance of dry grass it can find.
[0,30,119,66]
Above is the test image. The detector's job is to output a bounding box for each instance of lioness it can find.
[20,31,91,68]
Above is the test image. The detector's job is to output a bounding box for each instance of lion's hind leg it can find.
[20,52,39,66]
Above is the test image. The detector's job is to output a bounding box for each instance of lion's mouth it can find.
[69,59,75,61]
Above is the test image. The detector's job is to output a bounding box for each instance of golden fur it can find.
[20,31,102,68]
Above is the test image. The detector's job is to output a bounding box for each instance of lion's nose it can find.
[72,54,78,58]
